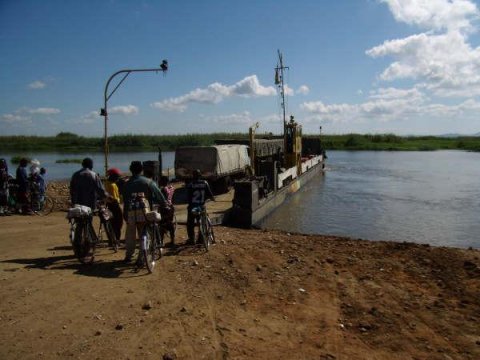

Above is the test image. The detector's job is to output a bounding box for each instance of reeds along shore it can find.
[1,133,480,152]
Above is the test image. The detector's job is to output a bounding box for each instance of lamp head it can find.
[160,60,168,72]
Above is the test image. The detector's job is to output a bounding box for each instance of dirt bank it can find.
[0,209,479,360]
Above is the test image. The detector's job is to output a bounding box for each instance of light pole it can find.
[100,60,168,175]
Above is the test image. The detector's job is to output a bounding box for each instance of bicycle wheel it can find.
[73,220,95,264]
[104,220,118,252]
[200,216,210,251]
[206,217,215,245]
[36,196,54,216]
[69,220,76,245]
[154,225,164,258]
[171,214,177,242]
[142,225,157,273]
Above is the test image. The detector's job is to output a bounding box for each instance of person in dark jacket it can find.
[122,161,166,264]
[186,169,214,244]
[69,158,106,210]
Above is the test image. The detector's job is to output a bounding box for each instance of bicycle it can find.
[140,209,164,273]
[95,202,119,252]
[67,205,97,264]
[7,180,54,215]
[32,194,55,216]
[191,206,215,251]
[160,205,176,246]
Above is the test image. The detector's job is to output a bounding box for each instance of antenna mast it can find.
[275,49,289,126]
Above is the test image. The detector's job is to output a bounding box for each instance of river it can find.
[261,150,480,249]
[1,150,478,248]
[0,151,176,181]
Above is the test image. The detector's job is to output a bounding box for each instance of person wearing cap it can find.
[69,157,107,210]
[186,169,214,245]
[122,161,166,265]
[105,168,123,241]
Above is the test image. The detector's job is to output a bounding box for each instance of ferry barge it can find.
[228,51,326,227]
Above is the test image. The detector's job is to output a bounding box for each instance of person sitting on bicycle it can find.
[122,161,167,265]
[69,158,107,210]
[186,169,214,245]
[159,175,176,247]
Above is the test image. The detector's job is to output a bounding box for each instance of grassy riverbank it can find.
[1,132,479,152]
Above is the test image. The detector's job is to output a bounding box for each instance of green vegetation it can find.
[0,133,247,152]
[10,156,31,164]
[55,158,83,164]
[1,132,479,152]
[316,133,480,152]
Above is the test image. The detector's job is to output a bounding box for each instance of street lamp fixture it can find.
[100,60,169,175]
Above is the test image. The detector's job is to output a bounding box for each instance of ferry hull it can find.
[228,160,325,228]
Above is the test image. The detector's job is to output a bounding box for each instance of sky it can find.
[1,0,480,136]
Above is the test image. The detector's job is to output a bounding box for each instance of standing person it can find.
[159,176,176,246]
[122,161,166,265]
[0,159,11,216]
[28,166,41,212]
[69,157,106,210]
[186,169,214,245]
[16,158,32,215]
[105,168,124,241]
[38,168,47,206]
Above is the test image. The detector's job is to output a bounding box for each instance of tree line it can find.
[0,132,479,152]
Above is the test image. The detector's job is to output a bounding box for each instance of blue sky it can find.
[1,0,480,136]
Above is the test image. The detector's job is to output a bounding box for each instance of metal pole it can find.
[101,61,168,176]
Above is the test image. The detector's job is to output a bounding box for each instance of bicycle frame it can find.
[69,214,98,263]
[191,206,214,250]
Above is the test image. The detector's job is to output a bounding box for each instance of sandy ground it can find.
[1,204,479,360]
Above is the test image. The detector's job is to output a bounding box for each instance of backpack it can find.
[127,192,150,223]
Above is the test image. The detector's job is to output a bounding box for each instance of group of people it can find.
[69,158,214,266]
[0,157,47,216]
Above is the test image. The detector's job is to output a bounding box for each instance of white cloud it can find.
[301,86,425,122]
[379,0,479,32]
[0,113,31,125]
[109,105,139,115]
[76,111,100,124]
[151,75,276,112]
[209,111,253,125]
[368,0,480,97]
[283,84,295,96]
[296,1,480,132]
[1,107,61,129]
[28,80,46,89]
[297,85,310,95]
[300,85,480,125]
[28,107,60,115]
